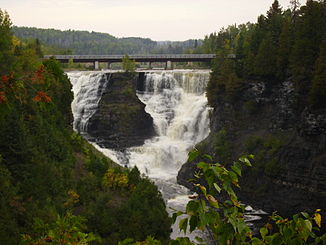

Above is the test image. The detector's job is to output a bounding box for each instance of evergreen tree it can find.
[290,0,326,84]
[254,33,277,79]
[0,9,14,74]
[266,0,283,46]
[276,17,292,80]
[309,34,326,109]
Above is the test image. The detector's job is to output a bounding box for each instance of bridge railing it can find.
[44,54,216,60]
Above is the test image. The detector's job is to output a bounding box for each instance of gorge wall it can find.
[178,79,326,218]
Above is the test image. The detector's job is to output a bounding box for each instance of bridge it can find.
[44,54,218,69]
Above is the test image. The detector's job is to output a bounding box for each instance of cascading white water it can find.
[69,71,110,132]
[125,71,210,180]
[67,69,211,241]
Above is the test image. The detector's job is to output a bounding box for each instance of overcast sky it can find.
[1,0,306,41]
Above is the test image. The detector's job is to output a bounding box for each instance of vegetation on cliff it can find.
[0,9,171,244]
[171,152,326,245]
[178,0,325,223]
[122,152,326,244]
[202,0,325,110]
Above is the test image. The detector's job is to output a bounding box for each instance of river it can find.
[68,69,211,241]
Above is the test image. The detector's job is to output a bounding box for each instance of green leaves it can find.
[231,162,242,176]
[179,218,188,234]
[239,155,253,166]
[172,153,325,245]
[189,216,199,232]
[186,201,199,215]
[260,227,268,239]
[188,149,199,162]
[213,183,222,193]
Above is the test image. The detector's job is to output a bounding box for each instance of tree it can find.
[309,34,326,109]
[122,55,136,73]
[267,0,282,19]
[290,0,301,12]
[290,0,326,83]
[20,212,99,244]
[276,17,292,80]
[0,9,14,74]
[254,33,277,79]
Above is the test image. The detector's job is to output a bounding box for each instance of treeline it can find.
[1,9,171,244]
[202,0,325,109]
[13,26,201,55]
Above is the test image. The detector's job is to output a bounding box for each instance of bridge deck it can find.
[44,54,216,63]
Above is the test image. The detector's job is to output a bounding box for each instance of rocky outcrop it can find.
[178,79,326,217]
[86,72,155,149]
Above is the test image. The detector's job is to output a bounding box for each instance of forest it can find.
[1,0,326,244]
[0,9,171,244]
[200,0,325,110]
[12,26,201,55]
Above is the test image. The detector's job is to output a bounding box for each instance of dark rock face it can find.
[178,80,326,217]
[86,72,155,149]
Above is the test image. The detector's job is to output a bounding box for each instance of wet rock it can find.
[178,79,326,218]
[86,73,155,150]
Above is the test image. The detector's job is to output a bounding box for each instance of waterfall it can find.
[69,71,110,132]
[67,70,211,241]
[126,71,210,179]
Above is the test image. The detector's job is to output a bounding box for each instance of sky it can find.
[1,0,307,41]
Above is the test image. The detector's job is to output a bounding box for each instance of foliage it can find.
[309,34,326,109]
[119,236,162,245]
[0,10,171,244]
[171,150,326,245]
[21,212,99,245]
[201,1,326,109]
[102,168,129,190]
[0,9,13,74]
[122,55,137,73]
[244,134,285,177]
[13,26,201,55]
[211,130,231,163]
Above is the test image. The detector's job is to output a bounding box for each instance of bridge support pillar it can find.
[166,60,173,70]
[148,62,152,69]
[94,61,99,70]
[107,62,111,69]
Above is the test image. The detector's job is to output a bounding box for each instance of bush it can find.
[171,150,326,245]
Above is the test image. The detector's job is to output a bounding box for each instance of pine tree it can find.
[309,34,326,109]
[0,9,14,74]
[267,0,282,19]
[290,0,326,84]
[254,33,277,79]
[277,17,292,80]
[266,0,283,46]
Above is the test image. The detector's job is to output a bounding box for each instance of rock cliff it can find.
[86,72,155,149]
[178,79,326,217]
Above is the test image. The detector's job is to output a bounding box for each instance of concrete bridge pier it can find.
[107,62,111,69]
[94,61,99,70]
[166,60,173,70]
[148,62,152,69]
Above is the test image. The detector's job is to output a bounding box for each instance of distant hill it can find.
[13,26,202,55]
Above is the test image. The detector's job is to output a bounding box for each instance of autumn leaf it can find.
[0,91,7,103]
[33,91,52,103]
[314,213,321,228]
[1,75,9,83]
[207,194,219,208]
[31,66,46,84]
